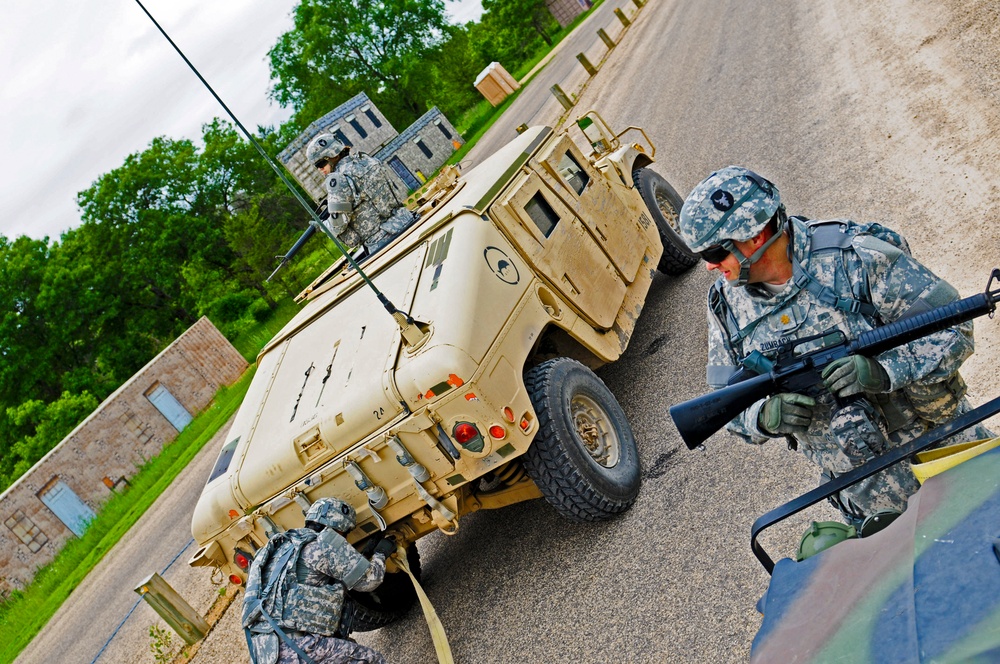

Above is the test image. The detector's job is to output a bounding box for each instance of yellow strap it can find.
[393,546,454,664]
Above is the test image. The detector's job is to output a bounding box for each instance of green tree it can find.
[480,0,558,67]
[1,391,99,491]
[268,0,448,128]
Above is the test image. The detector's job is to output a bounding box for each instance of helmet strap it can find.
[728,211,787,287]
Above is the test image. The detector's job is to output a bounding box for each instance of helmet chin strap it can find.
[724,213,786,287]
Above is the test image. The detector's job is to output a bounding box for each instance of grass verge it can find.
[0,367,256,663]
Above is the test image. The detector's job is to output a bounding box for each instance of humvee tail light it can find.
[453,422,480,445]
[453,421,485,453]
[234,548,252,571]
[519,414,533,432]
[229,574,243,585]
[488,425,507,440]
[503,407,515,422]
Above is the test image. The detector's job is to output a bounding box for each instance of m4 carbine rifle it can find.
[670,269,1000,450]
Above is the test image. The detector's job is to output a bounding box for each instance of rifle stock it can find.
[670,373,777,449]
[670,268,1000,450]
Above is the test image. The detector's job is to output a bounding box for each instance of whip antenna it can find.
[132,0,423,340]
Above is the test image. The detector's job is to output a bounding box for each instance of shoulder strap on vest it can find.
[789,219,878,317]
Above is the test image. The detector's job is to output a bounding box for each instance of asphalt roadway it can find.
[21,0,1000,662]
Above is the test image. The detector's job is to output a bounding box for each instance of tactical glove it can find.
[373,536,396,558]
[821,355,890,397]
[758,393,818,435]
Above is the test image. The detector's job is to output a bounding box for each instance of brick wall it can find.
[0,317,248,596]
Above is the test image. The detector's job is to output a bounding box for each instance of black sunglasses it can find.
[314,158,329,169]
[699,244,731,263]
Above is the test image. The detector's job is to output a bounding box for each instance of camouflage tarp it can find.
[752,446,1000,663]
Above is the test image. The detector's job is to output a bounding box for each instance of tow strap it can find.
[393,546,454,664]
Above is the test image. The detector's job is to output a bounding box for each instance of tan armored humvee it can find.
[189,113,696,629]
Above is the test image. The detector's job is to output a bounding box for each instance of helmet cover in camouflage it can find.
[305,497,356,533]
[307,133,348,166]
[679,166,782,252]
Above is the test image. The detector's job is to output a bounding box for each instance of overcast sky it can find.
[0,0,484,243]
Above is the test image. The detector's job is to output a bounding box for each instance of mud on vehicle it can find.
[189,112,696,628]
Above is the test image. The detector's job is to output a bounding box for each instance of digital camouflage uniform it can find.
[706,215,992,521]
[242,527,387,664]
[323,152,416,255]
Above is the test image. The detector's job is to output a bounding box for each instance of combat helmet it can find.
[307,133,348,167]
[679,166,786,286]
[304,497,356,533]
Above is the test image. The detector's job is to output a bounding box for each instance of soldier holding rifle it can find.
[676,166,993,527]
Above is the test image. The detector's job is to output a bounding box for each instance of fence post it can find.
[614,8,631,26]
[550,84,574,111]
[597,28,616,49]
[135,572,210,645]
[576,53,598,76]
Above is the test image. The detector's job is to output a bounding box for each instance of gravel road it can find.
[21,0,1000,662]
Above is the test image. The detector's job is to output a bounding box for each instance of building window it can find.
[433,118,452,140]
[524,192,560,238]
[346,114,368,139]
[362,105,382,128]
[329,125,351,148]
[414,137,432,159]
[5,510,49,553]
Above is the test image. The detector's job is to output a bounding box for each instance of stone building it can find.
[278,92,397,202]
[546,0,593,27]
[0,317,248,596]
[278,93,463,200]
[376,108,463,192]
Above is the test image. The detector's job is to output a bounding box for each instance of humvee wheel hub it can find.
[571,394,620,467]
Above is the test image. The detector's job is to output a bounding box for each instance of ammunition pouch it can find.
[829,398,888,464]
[904,373,967,425]
[335,593,356,639]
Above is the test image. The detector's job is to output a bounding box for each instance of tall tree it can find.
[480,0,558,65]
[268,0,448,129]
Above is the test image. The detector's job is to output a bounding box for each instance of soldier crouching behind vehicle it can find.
[307,133,417,258]
[242,497,395,664]
[677,166,994,528]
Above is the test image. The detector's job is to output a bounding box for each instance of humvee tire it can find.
[522,358,640,522]
[349,543,421,631]
[633,167,698,275]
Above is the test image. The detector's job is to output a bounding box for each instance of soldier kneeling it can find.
[242,497,395,664]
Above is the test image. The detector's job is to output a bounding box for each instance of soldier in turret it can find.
[242,497,394,664]
[307,133,416,257]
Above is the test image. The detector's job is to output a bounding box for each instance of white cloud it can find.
[0,0,483,241]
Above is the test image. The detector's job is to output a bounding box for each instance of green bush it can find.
[208,292,256,324]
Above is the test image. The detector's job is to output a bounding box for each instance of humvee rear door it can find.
[530,135,644,283]
[490,170,625,330]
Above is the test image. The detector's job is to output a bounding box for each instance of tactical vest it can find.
[243,529,346,637]
[709,217,966,429]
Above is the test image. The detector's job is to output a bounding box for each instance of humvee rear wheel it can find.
[523,358,640,522]
[349,543,420,631]
[633,168,698,275]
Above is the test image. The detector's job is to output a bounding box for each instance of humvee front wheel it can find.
[523,358,640,522]
[349,543,420,631]
[633,168,698,275]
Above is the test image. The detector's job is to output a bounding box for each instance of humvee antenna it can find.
[132,0,423,337]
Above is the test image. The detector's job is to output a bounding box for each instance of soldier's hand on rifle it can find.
[758,393,818,435]
[821,355,890,397]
